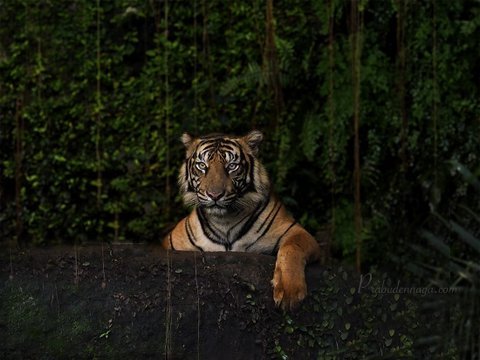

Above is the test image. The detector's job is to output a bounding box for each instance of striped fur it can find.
[162,130,322,309]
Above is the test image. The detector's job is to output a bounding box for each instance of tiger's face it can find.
[179,131,270,216]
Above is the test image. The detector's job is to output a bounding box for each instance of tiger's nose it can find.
[207,190,225,201]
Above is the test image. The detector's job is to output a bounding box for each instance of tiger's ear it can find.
[244,130,264,156]
[181,133,194,148]
[180,133,196,157]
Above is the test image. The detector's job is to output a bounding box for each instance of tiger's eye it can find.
[196,162,207,171]
[227,163,239,172]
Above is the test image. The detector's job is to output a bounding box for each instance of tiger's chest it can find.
[188,200,292,255]
[192,228,277,254]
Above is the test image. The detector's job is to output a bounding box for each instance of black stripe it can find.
[199,138,220,145]
[245,208,286,252]
[185,161,189,181]
[247,154,255,192]
[271,221,297,255]
[200,209,225,240]
[199,139,239,157]
[197,144,218,161]
[185,217,204,251]
[245,239,256,251]
[259,202,281,238]
[169,232,176,250]
[256,200,279,234]
[185,160,195,192]
[219,139,239,147]
[235,150,249,193]
[227,212,254,238]
[219,144,237,152]
[234,198,270,243]
[245,202,282,251]
[199,143,218,153]
[198,136,240,149]
[197,208,225,246]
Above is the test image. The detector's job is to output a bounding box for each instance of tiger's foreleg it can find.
[272,228,322,310]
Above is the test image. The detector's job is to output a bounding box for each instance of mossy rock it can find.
[0,245,437,359]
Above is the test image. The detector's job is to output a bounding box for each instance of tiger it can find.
[162,130,322,310]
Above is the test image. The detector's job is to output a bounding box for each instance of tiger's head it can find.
[178,130,270,216]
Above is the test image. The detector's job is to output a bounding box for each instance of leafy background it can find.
[0,0,479,270]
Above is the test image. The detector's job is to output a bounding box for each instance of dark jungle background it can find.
[0,0,479,272]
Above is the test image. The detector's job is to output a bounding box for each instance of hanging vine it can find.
[193,0,198,133]
[350,0,364,272]
[202,0,218,120]
[14,3,30,246]
[14,96,24,246]
[95,0,107,288]
[264,0,284,130]
[396,0,408,171]
[95,0,103,208]
[432,0,438,189]
[164,0,171,216]
[327,0,337,246]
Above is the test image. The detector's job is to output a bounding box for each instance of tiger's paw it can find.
[271,264,307,311]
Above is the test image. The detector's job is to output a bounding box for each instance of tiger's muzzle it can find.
[197,157,236,211]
